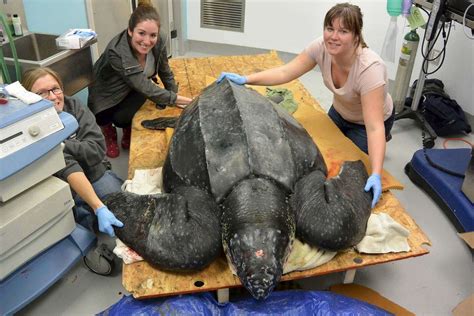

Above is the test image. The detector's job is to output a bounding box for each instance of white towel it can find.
[356,213,411,253]
[121,167,163,194]
[283,212,411,274]
[5,81,42,104]
[113,238,143,264]
[283,239,337,274]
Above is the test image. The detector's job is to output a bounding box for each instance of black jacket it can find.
[56,96,108,183]
[87,30,178,115]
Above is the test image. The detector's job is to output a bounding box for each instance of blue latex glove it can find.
[96,205,124,237]
[364,174,382,208]
[217,72,247,85]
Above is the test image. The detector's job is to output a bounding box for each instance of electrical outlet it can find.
[430,49,441,66]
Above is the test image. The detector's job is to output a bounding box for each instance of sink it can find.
[2,33,62,61]
[1,33,94,95]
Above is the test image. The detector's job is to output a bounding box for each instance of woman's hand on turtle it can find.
[364,173,382,208]
[176,95,193,108]
[96,205,123,237]
[217,72,247,85]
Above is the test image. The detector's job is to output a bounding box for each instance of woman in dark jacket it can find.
[88,4,192,158]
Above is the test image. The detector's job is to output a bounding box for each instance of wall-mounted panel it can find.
[201,0,245,32]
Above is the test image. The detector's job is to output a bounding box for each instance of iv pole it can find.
[395,0,447,148]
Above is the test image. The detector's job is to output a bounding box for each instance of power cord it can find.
[442,138,473,149]
[463,3,474,39]
[421,19,452,75]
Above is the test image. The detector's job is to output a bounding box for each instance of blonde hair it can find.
[21,67,64,92]
[324,3,368,48]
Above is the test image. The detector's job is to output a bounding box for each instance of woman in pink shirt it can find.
[218,3,394,208]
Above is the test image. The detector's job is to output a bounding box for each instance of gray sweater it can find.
[55,96,107,183]
[87,30,178,114]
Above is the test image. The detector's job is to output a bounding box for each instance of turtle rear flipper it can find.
[104,189,221,271]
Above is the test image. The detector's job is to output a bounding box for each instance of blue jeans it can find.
[328,106,395,154]
[73,170,123,232]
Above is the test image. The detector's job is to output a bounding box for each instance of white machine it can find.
[0,100,69,201]
[0,95,95,315]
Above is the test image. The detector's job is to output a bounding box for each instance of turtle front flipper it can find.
[221,178,295,300]
[290,160,372,251]
[104,187,221,271]
[141,117,179,130]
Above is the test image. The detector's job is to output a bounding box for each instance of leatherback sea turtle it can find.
[105,79,372,300]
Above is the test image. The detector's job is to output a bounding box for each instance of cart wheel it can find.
[83,244,115,276]
[423,138,435,149]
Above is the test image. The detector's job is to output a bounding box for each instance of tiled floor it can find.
[18,43,473,315]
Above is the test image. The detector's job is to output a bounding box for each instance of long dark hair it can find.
[324,3,368,48]
[128,4,161,32]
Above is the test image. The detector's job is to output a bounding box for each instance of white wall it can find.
[429,25,474,115]
[186,0,474,115]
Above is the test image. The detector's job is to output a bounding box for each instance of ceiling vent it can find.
[201,0,245,32]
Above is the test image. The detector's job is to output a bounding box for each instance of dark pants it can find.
[328,106,395,154]
[95,90,146,128]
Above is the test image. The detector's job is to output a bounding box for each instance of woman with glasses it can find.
[88,4,192,158]
[217,3,394,209]
[22,67,124,276]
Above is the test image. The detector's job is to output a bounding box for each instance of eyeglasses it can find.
[35,87,63,98]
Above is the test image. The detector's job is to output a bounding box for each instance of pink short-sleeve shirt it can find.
[305,37,393,124]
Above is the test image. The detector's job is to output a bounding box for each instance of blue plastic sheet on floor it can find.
[98,290,392,315]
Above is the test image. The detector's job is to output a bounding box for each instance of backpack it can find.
[407,79,472,137]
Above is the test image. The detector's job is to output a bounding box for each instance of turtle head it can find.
[225,226,290,300]
[221,178,295,300]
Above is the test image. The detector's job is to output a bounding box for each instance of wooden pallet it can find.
[125,51,430,300]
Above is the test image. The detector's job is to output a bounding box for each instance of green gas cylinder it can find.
[393,29,420,113]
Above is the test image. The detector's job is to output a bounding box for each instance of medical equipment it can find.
[0,94,96,315]
[398,1,473,233]
[395,0,446,148]
[402,0,414,16]
[1,177,75,279]
[393,29,420,113]
[395,0,474,148]
[387,0,404,15]
[382,0,404,62]
[0,98,73,201]
[382,1,416,63]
